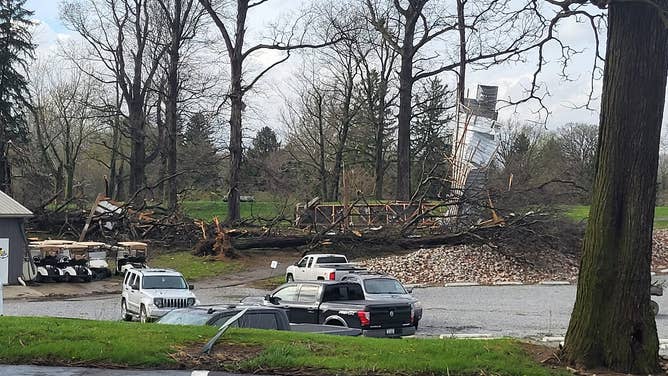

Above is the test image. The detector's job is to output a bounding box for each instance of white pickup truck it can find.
[285,254,366,282]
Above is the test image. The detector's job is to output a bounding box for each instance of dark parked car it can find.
[157,305,290,329]
[341,272,423,329]
[157,304,361,336]
[262,281,416,338]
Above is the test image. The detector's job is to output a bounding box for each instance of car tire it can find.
[121,300,132,321]
[61,273,70,283]
[651,300,659,316]
[286,274,294,283]
[140,305,149,323]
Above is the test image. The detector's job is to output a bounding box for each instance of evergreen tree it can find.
[0,0,34,193]
[410,77,452,198]
[179,112,224,196]
[244,126,280,192]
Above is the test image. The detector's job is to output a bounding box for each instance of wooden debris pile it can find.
[28,196,202,246]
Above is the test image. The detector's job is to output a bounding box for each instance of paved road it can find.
[6,281,668,340]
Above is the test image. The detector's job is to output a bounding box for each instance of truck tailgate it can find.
[367,303,412,328]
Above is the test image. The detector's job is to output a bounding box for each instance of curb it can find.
[439,333,499,339]
[492,281,523,286]
[438,281,573,287]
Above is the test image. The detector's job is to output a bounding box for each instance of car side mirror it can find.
[264,294,280,305]
[407,288,413,294]
[189,284,195,290]
[131,284,139,290]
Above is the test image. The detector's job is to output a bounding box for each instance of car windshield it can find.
[317,256,347,264]
[142,275,187,289]
[158,310,210,325]
[363,278,407,294]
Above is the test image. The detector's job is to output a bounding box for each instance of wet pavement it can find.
[6,280,668,342]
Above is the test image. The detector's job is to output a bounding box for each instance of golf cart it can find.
[76,242,112,280]
[31,242,65,282]
[115,241,148,275]
[60,244,94,282]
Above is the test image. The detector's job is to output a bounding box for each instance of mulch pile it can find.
[360,230,668,286]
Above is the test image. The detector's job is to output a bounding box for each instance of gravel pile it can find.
[360,245,579,286]
[653,229,668,270]
[359,230,668,286]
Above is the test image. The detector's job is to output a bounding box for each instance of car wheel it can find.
[140,305,149,323]
[651,300,659,316]
[121,300,132,321]
[286,274,294,283]
[61,273,70,283]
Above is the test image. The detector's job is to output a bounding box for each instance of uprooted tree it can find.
[561,0,668,373]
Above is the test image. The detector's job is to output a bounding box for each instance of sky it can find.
[26,0,606,134]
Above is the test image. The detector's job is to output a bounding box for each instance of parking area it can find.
[6,281,668,341]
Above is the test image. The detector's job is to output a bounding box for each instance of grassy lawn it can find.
[0,316,216,367]
[0,316,566,375]
[565,206,668,229]
[151,251,244,281]
[181,200,290,221]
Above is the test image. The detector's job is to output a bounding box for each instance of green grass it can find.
[181,200,290,221]
[151,251,244,281]
[0,316,216,367]
[565,206,668,229]
[0,317,566,375]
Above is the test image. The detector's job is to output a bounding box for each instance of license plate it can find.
[386,328,395,335]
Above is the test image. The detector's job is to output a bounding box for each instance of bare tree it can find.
[30,59,100,199]
[61,0,168,199]
[155,0,205,209]
[364,0,542,200]
[198,0,344,222]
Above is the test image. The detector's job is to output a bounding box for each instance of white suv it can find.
[120,268,198,323]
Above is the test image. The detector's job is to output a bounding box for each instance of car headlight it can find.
[187,298,196,306]
[412,301,422,309]
[154,298,164,308]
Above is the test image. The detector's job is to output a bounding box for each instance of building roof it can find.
[0,191,32,218]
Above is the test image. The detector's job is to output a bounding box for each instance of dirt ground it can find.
[522,342,668,376]
[4,248,302,301]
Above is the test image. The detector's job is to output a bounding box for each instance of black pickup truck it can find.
[262,281,416,338]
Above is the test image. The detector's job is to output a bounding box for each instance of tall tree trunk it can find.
[456,0,466,103]
[166,67,179,211]
[395,6,418,202]
[374,77,389,200]
[317,100,328,201]
[165,0,182,211]
[65,166,75,200]
[0,138,11,194]
[396,50,413,201]
[563,2,668,373]
[331,70,355,201]
[227,59,243,222]
[128,101,146,200]
[109,86,122,200]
